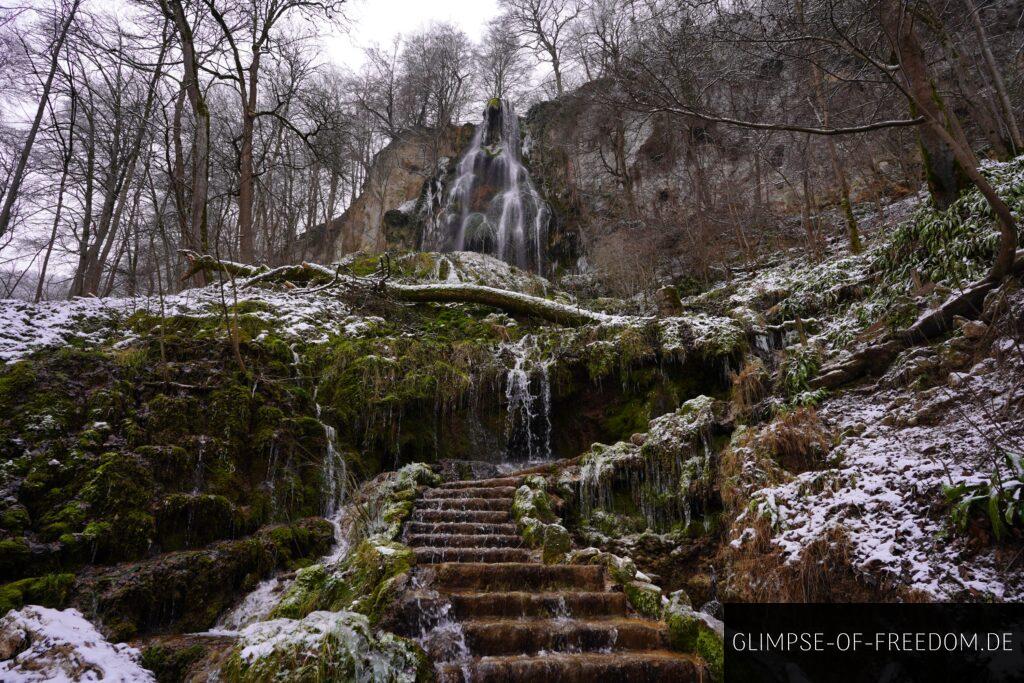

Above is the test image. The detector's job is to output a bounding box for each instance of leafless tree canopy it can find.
[0,0,1021,298]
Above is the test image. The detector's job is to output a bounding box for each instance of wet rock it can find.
[567,548,637,585]
[624,580,662,618]
[665,598,724,682]
[71,518,334,640]
[541,524,571,565]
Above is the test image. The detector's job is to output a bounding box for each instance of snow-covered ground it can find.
[0,285,359,363]
[0,606,155,682]
[733,329,1024,600]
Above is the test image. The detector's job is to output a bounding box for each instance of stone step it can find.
[415,547,532,563]
[405,534,523,549]
[423,486,518,500]
[427,563,605,592]
[412,509,510,524]
[415,497,513,511]
[436,651,703,683]
[439,477,522,489]
[449,591,628,619]
[460,617,668,656]
[404,522,519,536]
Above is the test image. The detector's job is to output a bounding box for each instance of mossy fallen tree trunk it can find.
[179,250,611,327]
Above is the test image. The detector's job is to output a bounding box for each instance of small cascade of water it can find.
[424,99,550,273]
[206,348,354,635]
[578,427,715,533]
[409,576,472,681]
[501,335,553,464]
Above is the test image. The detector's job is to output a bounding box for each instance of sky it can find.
[325,0,503,69]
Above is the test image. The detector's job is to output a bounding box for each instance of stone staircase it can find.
[405,474,704,682]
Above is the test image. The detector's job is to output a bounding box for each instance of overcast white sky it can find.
[326,0,502,69]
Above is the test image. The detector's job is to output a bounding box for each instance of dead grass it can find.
[729,357,770,423]
[722,526,917,603]
[718,428,787,517]
[755,407,832,473]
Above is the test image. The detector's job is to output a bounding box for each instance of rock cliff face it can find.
[288,125,475,263]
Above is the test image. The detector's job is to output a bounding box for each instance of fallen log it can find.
[178,250,612,327]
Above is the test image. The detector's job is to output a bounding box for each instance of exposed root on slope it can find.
[812,250,1024,390]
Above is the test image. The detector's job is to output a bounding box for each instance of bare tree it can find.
[0,0,82,245]
[198,0,346,264]
[499,0,580,96]
[477,18,530,104]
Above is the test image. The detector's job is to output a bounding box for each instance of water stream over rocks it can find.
[206,348,353,634]
[501,334,553,465]
[424,99,550,273]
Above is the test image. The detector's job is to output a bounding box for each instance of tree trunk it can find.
[163,0,209,256]
[237,57,260,263]
[179,251,611,327]
[884,0,1018,280]
[963,0,1023,152]
[882,3,973,210]
[36,84,77,302]
[0,0,82,243]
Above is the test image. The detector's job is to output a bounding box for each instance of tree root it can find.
[811,249,1024,390]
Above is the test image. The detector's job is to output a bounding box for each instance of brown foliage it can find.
[756,407,832,473]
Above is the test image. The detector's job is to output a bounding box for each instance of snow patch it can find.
[0,606,155,682]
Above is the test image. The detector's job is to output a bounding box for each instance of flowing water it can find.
[206,349,351,633]
[424,99,550,273]
[501,335,553,464]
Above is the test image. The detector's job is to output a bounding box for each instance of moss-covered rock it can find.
[624,579,663,618]
[220,610,428,683]
[140,642,207,683]
[540,524,571,564]
[512,484,557,525]
[666,595,724,683]
[572,395,729,535]
[0,573,75,614]
[567,547,637,585]
[72,518,334,640]
[271,540,416,624]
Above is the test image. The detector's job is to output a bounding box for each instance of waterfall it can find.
[424,99,550,273]
[208,348,352,634]
[502,335,553,463]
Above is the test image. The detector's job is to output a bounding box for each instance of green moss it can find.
[141,644,206,683]
[667,605,724,682]
[0,361,37,418]
[271,540,415,623]
[541,524,571,564]
[1,504,30,534]
[270,563,330,619]
[624,580,662,618]
[155,493,255,551]
[0,538,31,579]
[512,485,557,525]
[79,451,156,560]
[0,573,75,614]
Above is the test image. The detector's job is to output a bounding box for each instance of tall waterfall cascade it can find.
[424,99,550,273]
